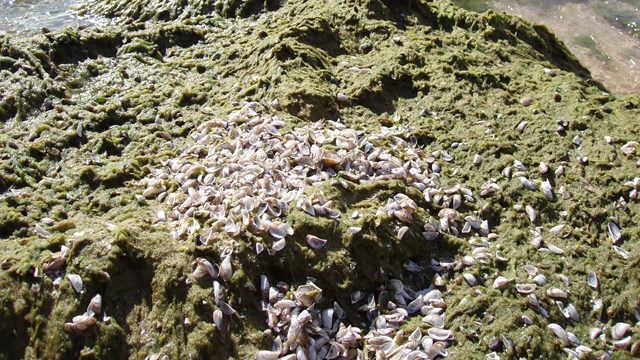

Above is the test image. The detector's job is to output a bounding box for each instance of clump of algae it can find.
[0,0,638,359]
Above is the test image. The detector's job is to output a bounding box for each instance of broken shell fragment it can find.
[192,258,219,280]
[295,283,322,308]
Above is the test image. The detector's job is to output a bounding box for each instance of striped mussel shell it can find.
[87,294,102,317]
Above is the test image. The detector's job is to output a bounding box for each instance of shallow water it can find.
[453,0,640,95]
[1,0,639,94]
[0,0,98,34]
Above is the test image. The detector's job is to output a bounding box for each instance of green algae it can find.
[0,0,639,359]
[573,35,611,63]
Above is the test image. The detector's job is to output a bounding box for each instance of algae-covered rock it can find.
[0,0,638,359]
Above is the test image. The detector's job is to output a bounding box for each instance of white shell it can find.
[589,327,602,340]
[620,141,638,155]
[547,323,569,346]
[66,274,83,294]
[613,336,632,349]
[213,309,223,330]
[522,264,538,277]
[608,221,622,244]
[493,276,513,289]
[272,238,286,252]
[87,294,102,316]
[268,222,294,239]
[259,275,270,299]
[539,162,549,173]
[72,314,97,331]
[549,224,564,235]
[219,254,233,282]
[516,121,528,133]
[563,303,579,322]
[422,314,445,328]
[219,301,238,316]
[193,258,218,280]
[525,205,537,222]
[428,328,453,341]
[213,280,225,304]
[546,288,568,299]
[519,177,537,191]
[397,226,409,240]
[462,273,477,286]
[532,274,547,286]
[587,271,598,289]
[255,351,279,360]
[513,160,527,171]
[540,180,554,199]
[547,244,565,255]
[35,224,52,239]
[306,235,327,249]
[612,322,631,340]
[515,283,537,294]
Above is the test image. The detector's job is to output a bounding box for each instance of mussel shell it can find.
[87,294,102,316]
[219,255,233,282]
[547,323,569,346]
[612,322,631,340]
[515,283,537,294]
[608,221,622,244]
[587,271,599,289]
[306,235,327,249]
[428,328,453,341]
[66,274,83,294]
[72,314,97,331]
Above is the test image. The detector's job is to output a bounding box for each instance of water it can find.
[0,0,638,94]
[0,0,96,34]
[453,0,640,95]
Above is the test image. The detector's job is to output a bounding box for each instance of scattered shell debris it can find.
[132,102,640,359]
